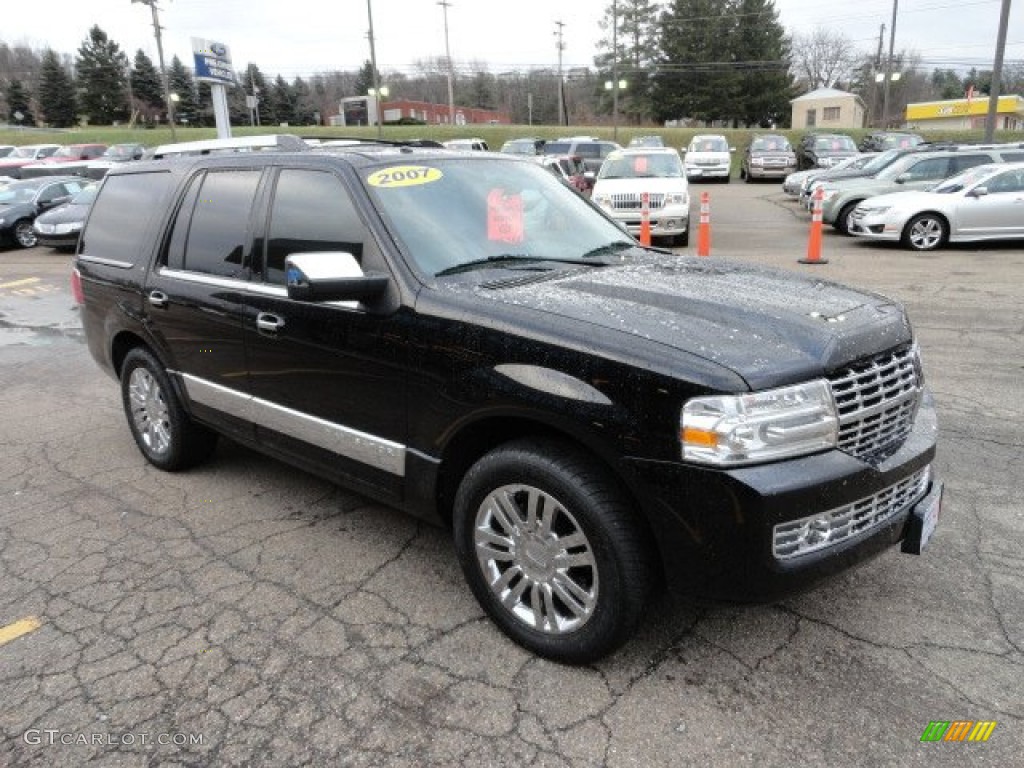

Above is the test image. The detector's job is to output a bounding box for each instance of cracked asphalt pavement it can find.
[1,185,1021,767]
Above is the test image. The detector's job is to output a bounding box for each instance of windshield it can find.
[104,144,138,159]
[363,158,632,277]
[599,152,683,179]
[862,148,902,172]
[71,184,99,204]
[501,141,537,155]
[50,146,78,159]
[814,136,857,152]
[9,146,41,159]
[751,136,790,152]
[541,142,571,156]
[876,155,922,180]
[690,137,728,153]
[880,134,923,149]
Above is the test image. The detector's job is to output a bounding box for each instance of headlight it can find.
[859,206,890,216]
[666,192,688,205]
[821,188,839,202]
[681,380,838,466]
[54,222,82,234]
[0,218,6,226]
[594,193,612,207]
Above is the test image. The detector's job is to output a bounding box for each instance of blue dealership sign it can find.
[192,38,236,85]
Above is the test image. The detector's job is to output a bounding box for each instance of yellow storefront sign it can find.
[906,95,1023,121]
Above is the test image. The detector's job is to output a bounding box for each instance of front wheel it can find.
[902,213,948,251]
[14,220,37,248]
[453,439,654,664]
[120,347,218,471]
[836,202,860,236]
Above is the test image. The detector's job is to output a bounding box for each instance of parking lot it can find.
[1,179,1021,767]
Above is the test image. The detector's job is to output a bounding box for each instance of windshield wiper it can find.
[580,241,636,259]
[435,254,547,277]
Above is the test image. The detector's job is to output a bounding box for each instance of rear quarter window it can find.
[80,171,173,264]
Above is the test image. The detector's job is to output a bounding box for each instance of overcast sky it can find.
[2,0,1020,82]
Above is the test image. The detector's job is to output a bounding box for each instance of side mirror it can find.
[968,186,989,198]
[285,251,388,302]
[895,173,911,184]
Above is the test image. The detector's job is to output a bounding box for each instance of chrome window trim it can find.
[77,255,135,269]
[178,372,406,476]
[158,268,359,308]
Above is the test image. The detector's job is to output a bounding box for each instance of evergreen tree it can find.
[5,79,34,125]
[167,55,199,126]
[653,0,739,124]
[733,0,792,126]
[243,64,272,125]
[268,75,295,125]
[76,25,128,124]
[131,49,164,114]
[291,77,316,124]
[37,49,77,127]
[595,0,660,123]
[354,60,377,97]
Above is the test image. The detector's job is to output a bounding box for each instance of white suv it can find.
[683,134,733,183]
[592,147,690,245]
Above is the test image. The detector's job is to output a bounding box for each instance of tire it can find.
[678,227,689,247]
[14,219,37,248]
[902,213,948,251]
[453,438,654,664]
[120,347,218,471]
[835,201,860,236]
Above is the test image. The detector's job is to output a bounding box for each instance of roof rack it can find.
[303,136,444,149]
[150,134,308,158]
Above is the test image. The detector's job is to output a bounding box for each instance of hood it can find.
[470,256,910,390]
[858,189,947,208]
[592,177,688,195]
[35,202,88,225]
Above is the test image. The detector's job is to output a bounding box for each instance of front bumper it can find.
[753,164,797,181]
[603,205,690,236]
[848,210,904,241]
[686,165,730,180]
[622,392,939,601]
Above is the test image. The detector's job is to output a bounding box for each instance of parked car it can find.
[74,147,939,663]
[443,138,489,151]
[741,134,797,182]
[819,145,1024,233]
[797,133,859,170]
[798,149,913,206]
[682,134,734,183]
[32,182,98,251]
[69,143,147,180]
[537,154,591,195]
[859,131,925,152]
[0,144,62,179]
[0,176,89,248]
[783,154,869,196]
[19,144,109,178]
[542,137,621,178]
[850,162,1024,250]
[591,147,690,245]
[0,145,17,159]
[500,138,546,156]
[628,135,664,148]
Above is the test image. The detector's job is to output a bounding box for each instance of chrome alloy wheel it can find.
[474,484,598,634]
[907,216,944,250]
[14,220,37,248]
[128,367,172,455]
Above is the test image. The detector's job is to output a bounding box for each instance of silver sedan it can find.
[849,162,1024,251]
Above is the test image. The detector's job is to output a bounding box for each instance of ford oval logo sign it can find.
[210,42,227,57]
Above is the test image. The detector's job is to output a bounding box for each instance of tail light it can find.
[71,267,84,305]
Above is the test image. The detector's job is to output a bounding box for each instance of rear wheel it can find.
[14,220,37,248]
[120,347,218,471]
[902,213,948,251]
[453,439,654,664]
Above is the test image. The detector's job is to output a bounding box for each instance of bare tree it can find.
[790,27,860,91]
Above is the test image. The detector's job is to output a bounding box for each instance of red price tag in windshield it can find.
[487,189,525,244]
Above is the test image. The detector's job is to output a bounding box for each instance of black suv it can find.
[858,131,925,152]
[541,137,621,177]
[74,147,941,663]
[797,133,859,170]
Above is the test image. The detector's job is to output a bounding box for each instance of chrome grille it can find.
[827,345,921,461]
[773,466,930,559]
[610,193,665,211]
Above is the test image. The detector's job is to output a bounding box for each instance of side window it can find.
[169,170,261,278]
[903,158,950,181]
[80,171,173,264]
[164,173,203,271]
[952,154,992,173]
[263,169,365,285]
[986,169,1024,194]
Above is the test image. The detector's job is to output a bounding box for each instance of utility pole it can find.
[554,20,566,127]
[872,24,885,127]
[984,0,1012,142]
[881,0,898,129]
[366,0,383,138]
[131,0,176,140]
[611,0,619,140]
[439,1,456,126]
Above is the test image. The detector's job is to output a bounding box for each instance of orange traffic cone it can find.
[640,191,651,246]
[696,191,711,257]
[799,186,829,265]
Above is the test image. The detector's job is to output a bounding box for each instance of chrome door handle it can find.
[148,290,168,308]
[256,312,285,333]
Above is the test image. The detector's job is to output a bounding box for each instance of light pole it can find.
[366,0,383,138]
[611,0,619,140]
[131,0,175,140]
[554,20,566,126]
[881,0,898,128]
[605,80,627,141]
[438,1,455,125]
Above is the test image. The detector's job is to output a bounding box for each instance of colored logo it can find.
[210,42,228,57]
[920,721,997,742]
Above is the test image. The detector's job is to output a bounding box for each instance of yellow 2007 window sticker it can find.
[367,166,443,188]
